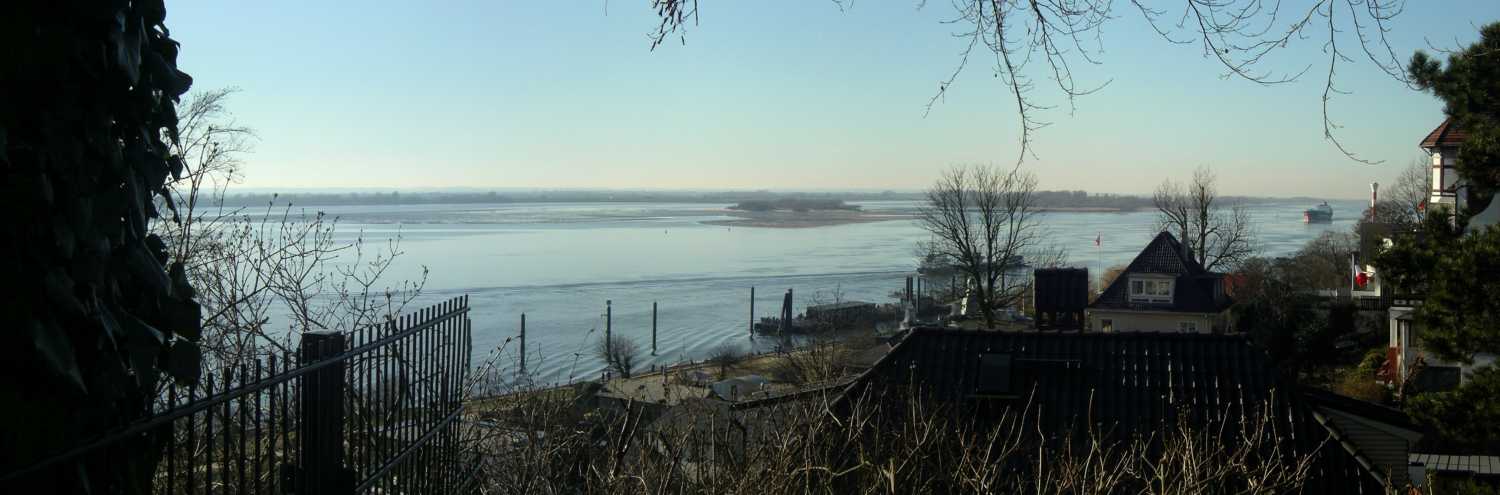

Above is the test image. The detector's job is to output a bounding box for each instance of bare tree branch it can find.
[1153,166,1256,272]
[917,164,1059,328]
[648,0,1411,164]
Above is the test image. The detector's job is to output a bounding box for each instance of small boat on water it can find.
[1303,202,1333,223]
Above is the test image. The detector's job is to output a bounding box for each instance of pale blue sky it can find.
[171,1,1499,197]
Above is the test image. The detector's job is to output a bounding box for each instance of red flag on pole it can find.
[1094,233,1101,247]
[1351,255,1370,289]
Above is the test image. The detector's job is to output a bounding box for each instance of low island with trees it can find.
[727,198,860,212]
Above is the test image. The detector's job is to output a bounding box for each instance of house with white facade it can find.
[1376,119,1499,393]
[1423,119,1470,215]
[1087,231,1233,333]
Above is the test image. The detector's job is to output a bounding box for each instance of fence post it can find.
[299,330,350,494]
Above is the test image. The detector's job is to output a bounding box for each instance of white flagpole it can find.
[1349,254,1357,295]
[1095,232,1102,293]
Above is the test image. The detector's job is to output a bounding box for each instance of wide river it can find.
[295,199,1365,385]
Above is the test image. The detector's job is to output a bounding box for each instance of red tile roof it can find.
[1420,118,1468,148]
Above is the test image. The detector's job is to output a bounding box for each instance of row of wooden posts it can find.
[515,286,805,372]
[516,298,659,372]
[510,276,956,371]
[511,275,965,370]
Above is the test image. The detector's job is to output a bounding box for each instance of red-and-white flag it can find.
[1094,233,1101,247]
[1351,256,1369,289]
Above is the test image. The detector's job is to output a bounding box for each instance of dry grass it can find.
[462,378,1332,494]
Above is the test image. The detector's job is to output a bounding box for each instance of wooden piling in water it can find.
[749,286,755,339]
[606,300,612,344]
[520,313,527,372]
[652,301,658,355]
[779,288,793,338]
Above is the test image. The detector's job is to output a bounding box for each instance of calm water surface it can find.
[292,199,1364,384]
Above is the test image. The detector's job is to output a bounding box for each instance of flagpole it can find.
[1095,232,1102,294]
[1349,254,1356,296]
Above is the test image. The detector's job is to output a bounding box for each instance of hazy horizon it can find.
[218,185,1367,201]
[172,1,1498,197]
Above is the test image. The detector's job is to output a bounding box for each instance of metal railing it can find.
[2,296,474,494]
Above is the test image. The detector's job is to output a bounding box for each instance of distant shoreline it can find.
[703,210,911,229]
[701,206,1140,229]
[1036,206,1134,213]
[214,189,1317,211]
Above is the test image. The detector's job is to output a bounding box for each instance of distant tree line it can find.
[728,198,859,212]
[219,190,898,207]
[217,188,1289,210]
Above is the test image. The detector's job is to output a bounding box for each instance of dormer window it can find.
[1129,276,1174,303]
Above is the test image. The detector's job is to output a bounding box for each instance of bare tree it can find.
[708,343,741,377]
[648,1,1411,164]
[1153,167,1256,272]
[1290,231,1359,290]
[145,89,432,487]
[595,334,641,379]
[1368,157,1429,228]
[917,165,1056,328]
[1093,264,1128,296]
[154,89,428,374]
[771,338,852,385]
[1391,156,1431,210]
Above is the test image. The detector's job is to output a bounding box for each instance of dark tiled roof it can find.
[837,329,1387,491]
[1421,118,1468,148]
[845,330,1278,430]
[1089,231,1231,313]
[1300,386,1420,432]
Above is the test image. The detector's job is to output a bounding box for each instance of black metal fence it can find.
[2,296,475,494]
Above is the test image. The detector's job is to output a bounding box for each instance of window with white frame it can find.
[1128,276,1174,303]
[1178,321,1198,333]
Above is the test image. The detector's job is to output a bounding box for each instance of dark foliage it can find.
[1378,216,1500,365]
[1378,220,1500,447]
[1290,230,1359,291]
[0,1,198,491]
[1410,22,1500,200]
[1230,257,1336,375]
[1379,26,1500,453]
[1406,366,1500,454]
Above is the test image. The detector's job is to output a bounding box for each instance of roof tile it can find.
[839,329,1386,491]
[1421,118,1468,148]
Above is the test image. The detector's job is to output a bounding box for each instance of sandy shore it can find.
[702,210,913,228]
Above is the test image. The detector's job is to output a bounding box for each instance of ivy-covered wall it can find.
[1,1,202,491]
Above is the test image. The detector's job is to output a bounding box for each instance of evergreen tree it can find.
[1406,367,1500,453]
[1410,22,1500,198]
[1379,24,1500,451]
[1378,216,1500,364]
